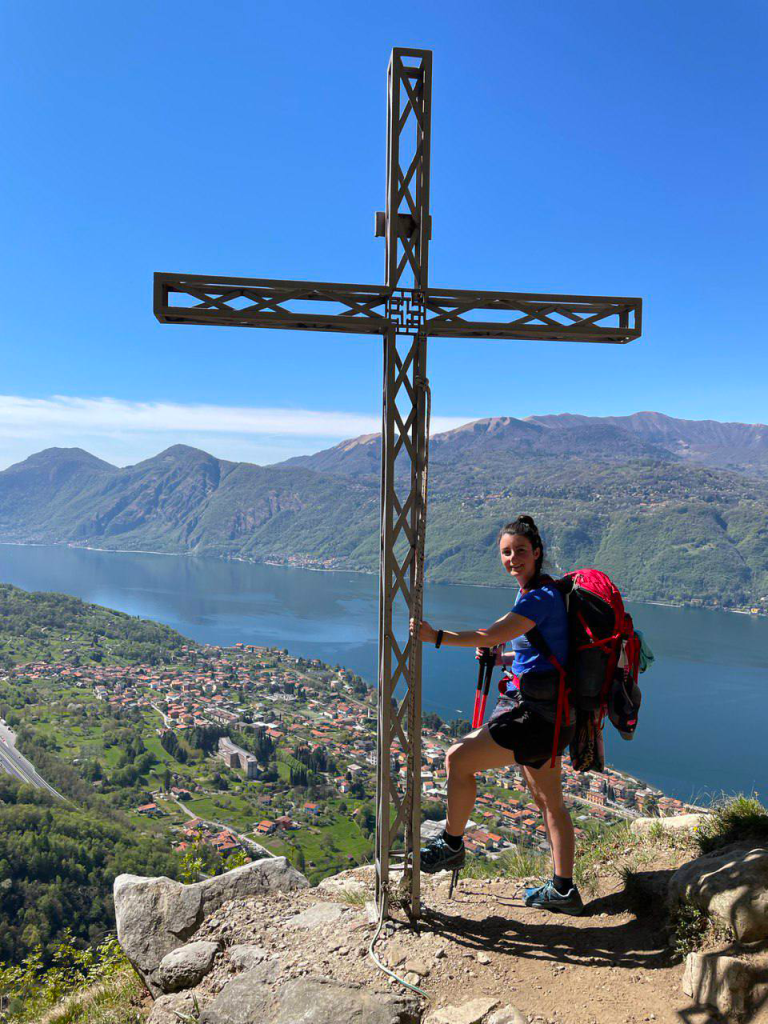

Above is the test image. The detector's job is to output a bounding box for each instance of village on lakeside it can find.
[3,629,691,883]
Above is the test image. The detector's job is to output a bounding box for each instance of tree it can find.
[360,804,376,832]
[423,711,444,731]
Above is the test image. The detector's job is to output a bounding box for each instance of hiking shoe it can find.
[420,836,466,874]
[523,879,584,915]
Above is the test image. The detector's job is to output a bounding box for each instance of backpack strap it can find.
[525,626,570,768]
[550,661,570,768]
[519,579,573,768]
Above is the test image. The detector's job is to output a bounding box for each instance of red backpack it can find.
[526,569,642,770]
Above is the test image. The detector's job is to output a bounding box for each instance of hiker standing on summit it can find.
[410,514,584,915]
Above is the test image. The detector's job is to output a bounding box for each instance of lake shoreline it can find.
[2,540,766,802]
[1,539,763,618]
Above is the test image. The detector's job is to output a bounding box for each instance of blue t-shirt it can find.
[505,583,569,696]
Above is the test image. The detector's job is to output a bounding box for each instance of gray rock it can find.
[403,958,430,977]
[424,997,499,1024]
[668,844,768,942]
[199,857,309,914]
[114,858,308,996]
[156,940,220,993]
[114,874,203,997]
[228,944,270,970]
[147,990,202,1024]
[631,813,705,835]
[486,1009,527,1024]
[285,902,348,929]
[317,866,375,895]
[365,899,380,923]
[235,959,281,984]
[682,951,768,1017]
[200,973,420,1024]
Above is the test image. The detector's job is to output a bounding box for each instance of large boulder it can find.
[156,939,221,993]
[199,972,420,1024]
[668,844,768,943]
[114,857,308,996]
[683,951,768,1017]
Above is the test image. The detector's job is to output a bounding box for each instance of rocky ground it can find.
[114,817,768,1024]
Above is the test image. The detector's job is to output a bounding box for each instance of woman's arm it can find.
[410,611,535,649]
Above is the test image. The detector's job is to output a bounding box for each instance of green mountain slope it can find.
[0,583,192,668]
[0,777,182,964]
[0,587,193,965]
[1,414,767,609]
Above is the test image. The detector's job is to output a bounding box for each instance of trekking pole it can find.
[477,648,495,725]
[472,648,495,729]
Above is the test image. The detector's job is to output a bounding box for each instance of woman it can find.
[410,514,583,915]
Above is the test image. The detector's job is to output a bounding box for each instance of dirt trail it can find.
[192,856,724,1024]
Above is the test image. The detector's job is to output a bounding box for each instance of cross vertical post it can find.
[375,48,432,919]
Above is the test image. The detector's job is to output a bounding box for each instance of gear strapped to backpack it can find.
[523,569,645,771]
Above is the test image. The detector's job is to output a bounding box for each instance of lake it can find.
[1,542,766,803]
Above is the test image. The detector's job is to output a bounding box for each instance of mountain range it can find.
[1,412,767,610]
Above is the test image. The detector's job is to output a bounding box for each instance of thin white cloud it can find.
[0,394,468,438]
[0,395,472,470]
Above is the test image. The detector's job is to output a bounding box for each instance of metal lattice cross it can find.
[154,47,642,920]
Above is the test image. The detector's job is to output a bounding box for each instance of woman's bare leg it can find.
[522,761,574,878]
[444,726,518,837]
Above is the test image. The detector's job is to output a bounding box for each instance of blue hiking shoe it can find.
[420,836,466,874]
[523,879,584,915]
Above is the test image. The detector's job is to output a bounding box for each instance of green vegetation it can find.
[668,898,709,958]
[259,796,375,884]
[0,776,182,967]
[0,928,140,1023]
[0,591,198,974]
[0,584,193,671]
[39,972,146,1024]
[695,794,768,854]
[460,845,549,880]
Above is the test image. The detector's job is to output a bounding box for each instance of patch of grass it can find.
[336,887,369,907]
[645,819,699,854]
[573,820,633,895]
[668,897,708,959]
[696,794,768,854]
[462,846,549,880]
[40,973,147,1024]
[617,863,655,915]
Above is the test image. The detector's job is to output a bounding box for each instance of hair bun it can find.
[517,515,537,529]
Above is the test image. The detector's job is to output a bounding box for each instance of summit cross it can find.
[154,47,642,919]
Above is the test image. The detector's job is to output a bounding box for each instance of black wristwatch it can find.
[435,630,444,649]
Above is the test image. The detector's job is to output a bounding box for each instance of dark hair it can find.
[498,515,544,574]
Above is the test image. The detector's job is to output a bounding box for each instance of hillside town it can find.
[10,639,689,875]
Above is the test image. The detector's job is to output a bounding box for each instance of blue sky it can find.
[1,0,765,469]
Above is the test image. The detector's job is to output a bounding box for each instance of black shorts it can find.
[487,694,575,769]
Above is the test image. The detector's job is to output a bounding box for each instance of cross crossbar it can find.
[156,273,640,343]
[153,46,642,922]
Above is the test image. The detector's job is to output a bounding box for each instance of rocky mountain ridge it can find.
[2,412,768,610]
